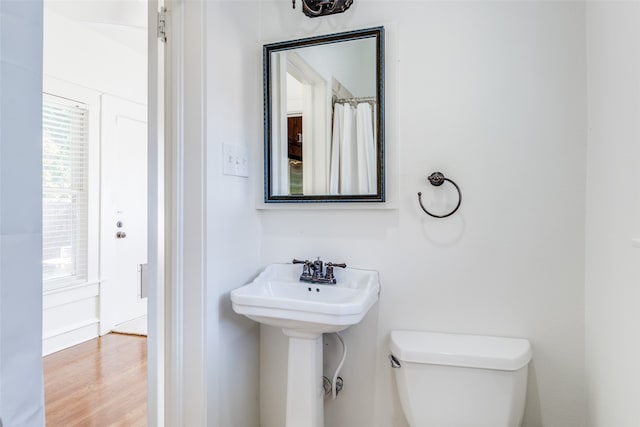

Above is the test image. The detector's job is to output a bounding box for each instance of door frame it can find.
[147,1,164,424]
[286,52,328,195]
[149,0,208,425]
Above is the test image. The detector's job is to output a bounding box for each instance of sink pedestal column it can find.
[283,330,324,427]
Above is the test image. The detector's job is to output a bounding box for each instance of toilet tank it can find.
[390,330,532,427]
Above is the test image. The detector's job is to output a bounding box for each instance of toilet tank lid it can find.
[390,330,532,371]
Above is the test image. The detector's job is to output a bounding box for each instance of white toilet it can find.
[389,330,532,427]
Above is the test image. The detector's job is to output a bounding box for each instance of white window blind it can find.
[42,93,89,289]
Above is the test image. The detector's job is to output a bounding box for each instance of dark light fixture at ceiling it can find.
[292,0,354,18]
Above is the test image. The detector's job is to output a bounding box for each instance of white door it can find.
[100,95,148,334]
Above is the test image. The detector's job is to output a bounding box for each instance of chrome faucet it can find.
[312,258,323,280]
[292,258,346,284]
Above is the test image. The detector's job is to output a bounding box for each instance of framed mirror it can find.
[264,27,385,203]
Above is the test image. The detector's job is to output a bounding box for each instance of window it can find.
[42,93,89,289]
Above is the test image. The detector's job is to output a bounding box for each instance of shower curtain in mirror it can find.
[329,102,376,195]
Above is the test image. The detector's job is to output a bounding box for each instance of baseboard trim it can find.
[43,319,100,356]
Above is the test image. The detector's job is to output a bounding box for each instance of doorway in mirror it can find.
[287,115,303,195]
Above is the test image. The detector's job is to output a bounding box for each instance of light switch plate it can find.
[223,143,249,177]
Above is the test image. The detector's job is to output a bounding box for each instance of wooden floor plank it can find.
[44,333,147,427]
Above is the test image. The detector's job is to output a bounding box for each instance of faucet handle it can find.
[326,262,346,269]
[292,259,313,278]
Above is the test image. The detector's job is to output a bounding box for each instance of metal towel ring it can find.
[417,172,462,218]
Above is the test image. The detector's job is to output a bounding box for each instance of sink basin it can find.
[231,263,380,335]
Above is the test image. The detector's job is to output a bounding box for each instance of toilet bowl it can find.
[389,330,531,427]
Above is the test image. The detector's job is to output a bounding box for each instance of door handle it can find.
[116,231,127,239]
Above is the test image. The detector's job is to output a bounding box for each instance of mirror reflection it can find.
[264,27,384,202]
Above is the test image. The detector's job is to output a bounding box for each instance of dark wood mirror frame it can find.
[264,27,385,203]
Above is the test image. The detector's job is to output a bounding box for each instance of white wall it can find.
[297,38,376,97]
[258,2,587,426]
[44,8,147,105]
[0,1,46,425]
[585,3,640,426]
[204,2,263,426]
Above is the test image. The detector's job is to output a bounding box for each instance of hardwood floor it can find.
[43,333,147,427]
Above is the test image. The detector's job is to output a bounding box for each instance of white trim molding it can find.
[163,0,208,425]
[147,0,165,425]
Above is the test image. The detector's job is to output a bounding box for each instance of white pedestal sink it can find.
[231,263,380,427]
